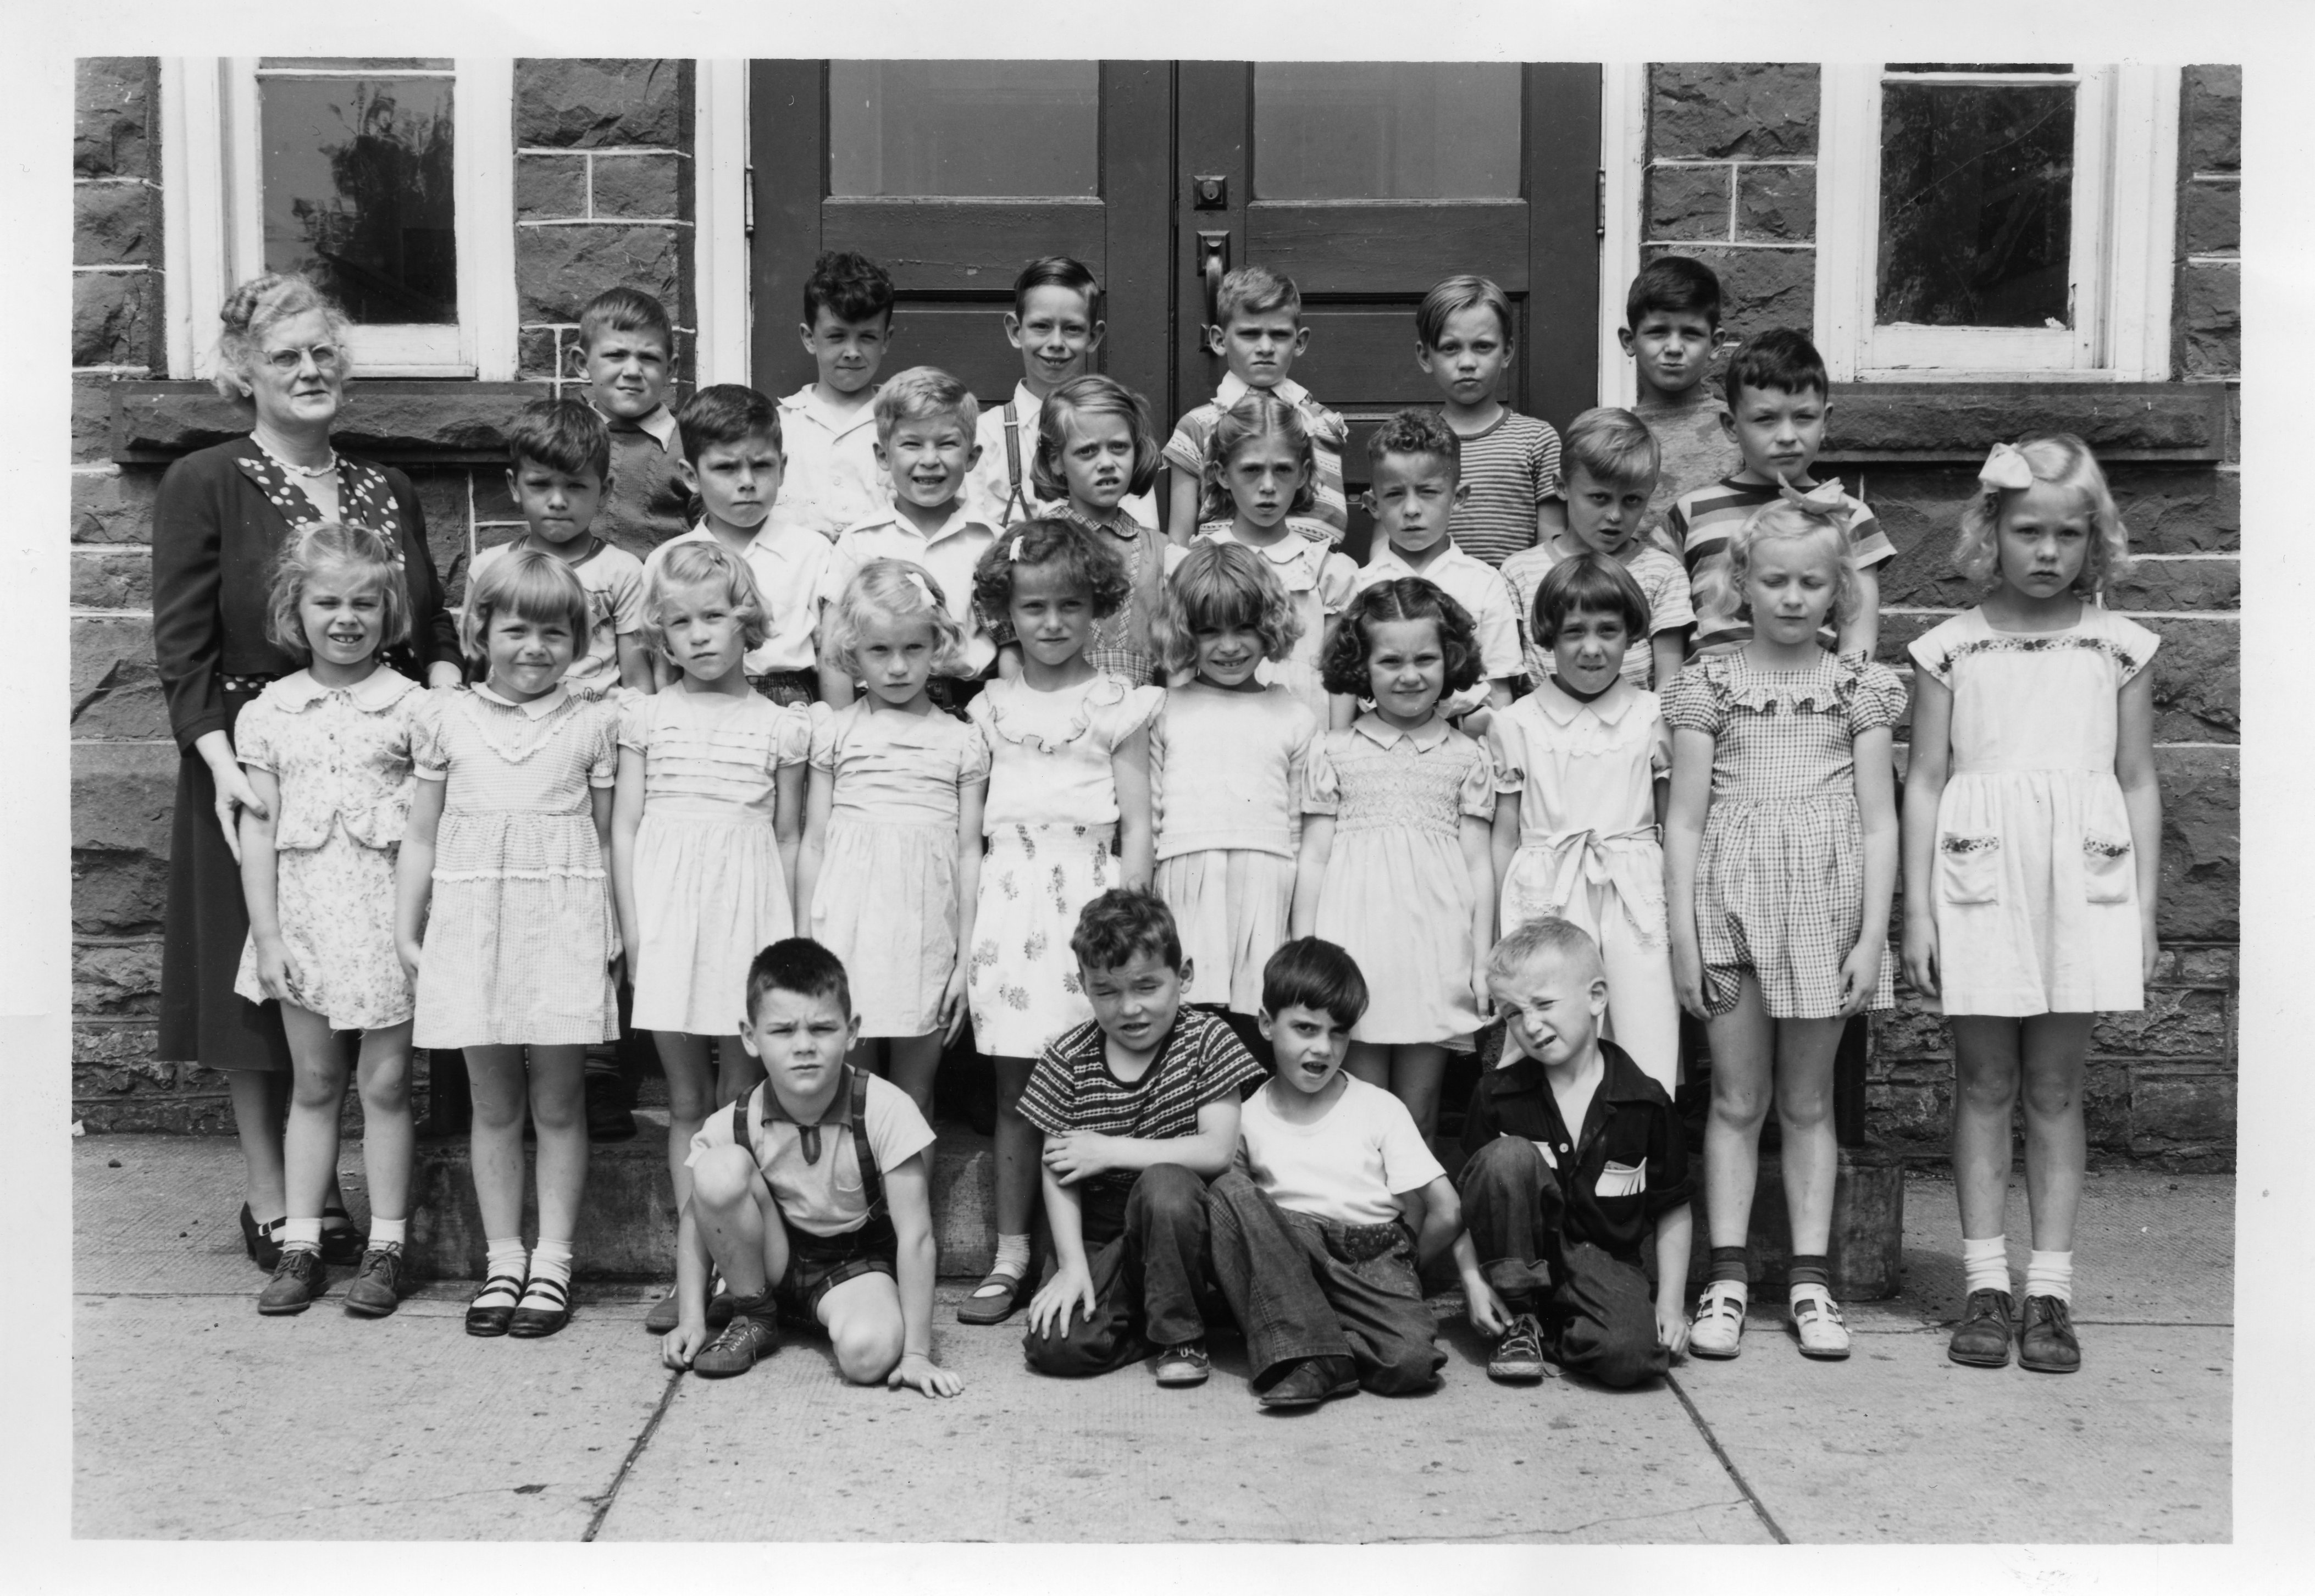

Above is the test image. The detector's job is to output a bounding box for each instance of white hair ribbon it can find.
[905,569,937,608]
[1009,534,1026,562]
[1774,472,1849,519]
[1978,442,2036,494]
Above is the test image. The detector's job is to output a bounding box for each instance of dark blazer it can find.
[150,436,461,753]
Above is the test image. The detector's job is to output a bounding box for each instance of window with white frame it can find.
[1815,64,2179,381]
[161,58,516,381]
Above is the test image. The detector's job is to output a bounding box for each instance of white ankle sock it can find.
[994,1233,1031,1277]
[1962,1235,2009,1295]
[484,1237,527,1281]
[2024,1249,2074,1304]
[280,1217,324,1253]
[529,1240,574,1289]
[368,1217,407,1249]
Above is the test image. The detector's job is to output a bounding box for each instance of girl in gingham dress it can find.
[397,548,622,1342]
[1663,496,1906,1364]
[959,520,1162,1326]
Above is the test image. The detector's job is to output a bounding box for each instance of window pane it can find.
[1255,63,1520,199]
[261,76,457,324]
[1876,82,2074,329]
[829,62,1098,197]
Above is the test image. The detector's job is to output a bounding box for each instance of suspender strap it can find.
[1000,401,1028,525]
[850,1067,884,1220]
[731,1093,750,1154]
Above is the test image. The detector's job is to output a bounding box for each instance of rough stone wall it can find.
[69,60,694,1130]
[1642,63,1819,341]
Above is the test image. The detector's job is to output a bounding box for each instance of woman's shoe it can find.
[318,1205,367,1267]
[1687,1281,1748,1359]
[465,1272,526,1338]
[240,1204,286,1272]
[1789,1284,1852,1359]
[507,1276,573,1338]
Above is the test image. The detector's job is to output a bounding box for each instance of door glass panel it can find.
[829,62,1098,197]
[259,71,457,323]
[1254,63,1520,199]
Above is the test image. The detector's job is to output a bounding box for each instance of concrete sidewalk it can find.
[71,1135,2231,1543]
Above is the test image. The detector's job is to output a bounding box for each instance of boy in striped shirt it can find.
[1019,889,1267,1387]
[1416,274,1563,570]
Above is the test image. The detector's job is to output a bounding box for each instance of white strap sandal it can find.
[1789,1283,1852,1360]
[1688,1281,1748,1359]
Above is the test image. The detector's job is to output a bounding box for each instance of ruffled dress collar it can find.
[269,667,419,714]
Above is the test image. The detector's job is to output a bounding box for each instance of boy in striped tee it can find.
[1018,889,1267,1387]
[1416,274,1563,569]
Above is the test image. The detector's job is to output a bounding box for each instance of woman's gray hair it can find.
[212,273,355,400]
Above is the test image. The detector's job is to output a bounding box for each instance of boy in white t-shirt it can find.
[1204,938,1501,1408]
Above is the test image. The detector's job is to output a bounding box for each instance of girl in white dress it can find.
[398,548,622,1340]
[1151,541,1320,1029]
[1901,436,2161,1377]
[797,559,990,1119]
[957,519,1162,1324]
[232,523,422,1317]
[1292,578,1497,1141]
[611,542,809,1332]
[1486,555,1679,1093]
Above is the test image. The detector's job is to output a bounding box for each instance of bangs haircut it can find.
[1069,888,1183,974]
[263,520,412,663]
[640,540,771,660]
[1033,374,1160,503]
[1561,406,1661,494]
[1160,539,1302,677]
[821,558,968,680]
[874,365,980,446]
[1366,407,1461,479]
[745,937,853,1026]
[971,517,1131,627]
[459,545,591,668]
[1261,937,1370,1030]
[678,384,782,464]
[804,250,895,328]
[1317,577,1483,697]
[1013,255,1102,322]
[213,272,355,399]
[1487,915,1604,984]
[1728,501,1857,623]
[1953,431,2132,598]
[1200,390,1318,523]
[1721,325,1827,409]
[1624,254,1723,331]
[577,286,674,355]
[1213,264,1300,326]
[507,397,611,481]
[1532,553,1651,650]
[1415,273,1514,348]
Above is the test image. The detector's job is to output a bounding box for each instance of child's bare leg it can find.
[883,1034,943,1125]
[528,1044,590,1246]
[352,1021,414,1226]
[992,1056,1039,1239]
[464,1044,531,1241]
[2018,1013,2094,1253]
[690,1144,789,1295]
[1344,1042,1391,1094]
[1950,1016,2023,1240]
[716,1033,763,1104]
[654,1031,717,1217]
[818,1271,906,1384]
[1772,1017,1847,1256]
[279,1003,351,1230]
[1388,1045,1449,1142]
[1702,979,1774,1250]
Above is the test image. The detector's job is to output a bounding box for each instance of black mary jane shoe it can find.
[240,1203,286,1272]
[507,1276,573,1339]
[466,1272,527,1338]
[319,1205,368,1267]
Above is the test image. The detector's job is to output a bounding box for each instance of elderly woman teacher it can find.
[152,273,463,1268]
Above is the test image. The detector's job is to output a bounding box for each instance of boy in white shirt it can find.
[1204,938,1499,1408]
[773,251,897,542]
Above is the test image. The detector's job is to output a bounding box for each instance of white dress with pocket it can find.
[1908,604,2158,1016]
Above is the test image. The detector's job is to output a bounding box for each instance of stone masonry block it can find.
[1825,385,2227,461]
[2127,1069,2235,1153]
[1646,164,1730,241]
[76,58,154,179]
[72,465,160,545]
[514,59,687,150]
[2141,617,2238,745]
[1863,1082,1946,1150]
[74,941,164,1017]
[589,152,686,219]
[73,741,178,937]
[2109,464,2237,555]
[517,225,682,325]
[1871,999,1949,1063]
[2179,180,2239,258]
[70,549,153,612]
[2104,557,2240,614]
[405,467,474,574]
[2176,263,2240,380]
[1652,245,1814,337]
[1736,164,1815,242]
[75,378,119,464]
[515,154,588,221]
[72,613,168,741]
[518,326,562,384]
[74,271,154,369]
[2181,66,2241,174]
[75,180,158,266]
[2091,988,2228,1057]
[2081,1059,2134,1151]
[2155,746,2238,944]
[2152,945,2237,988]
[1651,64,1820,160]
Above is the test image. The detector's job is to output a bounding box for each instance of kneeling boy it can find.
[1021,889,1267,1385]
[1460,917,1693,1388]
[661,939,961,1395]
[1206,938,1500,1407]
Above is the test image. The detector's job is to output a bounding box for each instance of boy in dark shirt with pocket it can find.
[1459,916,1693,1388]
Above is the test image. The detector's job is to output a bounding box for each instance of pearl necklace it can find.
[254,434,339,479]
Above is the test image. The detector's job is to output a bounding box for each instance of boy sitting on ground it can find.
[1205,938,1503,1407]
[1020,888,1267,1386]
[1459,916,1693,1388]
[661,938,961,1394]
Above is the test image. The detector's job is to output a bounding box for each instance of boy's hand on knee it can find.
[661,1318,708,1371]
[887,1351,963,1398]
[1027,1264,1096,1339]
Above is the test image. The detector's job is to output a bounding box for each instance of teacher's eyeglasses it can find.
[259,344,342,374]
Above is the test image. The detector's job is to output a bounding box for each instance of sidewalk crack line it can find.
[1665,1372,1788,1544]
[582,1367,684,1542]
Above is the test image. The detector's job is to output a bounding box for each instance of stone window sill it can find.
[1819,381,2231,464]
[109,380,552,467]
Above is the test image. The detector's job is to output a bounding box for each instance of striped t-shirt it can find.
[1163,374,1348,545]
[1017,1007,1266,1204]
[1501,536,1695,690]
[1447,410,1561,568]
[1668,475,1896,657]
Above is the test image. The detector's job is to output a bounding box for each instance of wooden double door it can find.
[750,61,1600,555]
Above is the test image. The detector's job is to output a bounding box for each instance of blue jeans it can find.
[1022,1164,1215,1377]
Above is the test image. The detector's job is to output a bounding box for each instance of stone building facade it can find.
[68,58,2241,1166]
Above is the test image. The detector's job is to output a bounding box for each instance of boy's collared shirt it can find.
[1460,1037,1691,1266]
[1355,540,1524,684]
[1162,372,1349,544]
[1017,1007,1266,1206]
[1446,408,1563,569]
[1668,473,1896,658]
[468,536,643,697]
[772,384,891,542]
[818,502,1001,675]
[685,1071,937,1238]
[1238,1074,1443,1229]
[645,520,831,678]
[966,380,1158,530]
[591,402,694,563]
[1500,536,1694,690]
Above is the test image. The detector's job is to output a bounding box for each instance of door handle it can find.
[1198,231,1231,340]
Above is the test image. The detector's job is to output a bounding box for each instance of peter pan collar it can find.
[1349,711,1450,752]
[270,667,417,713]
[471,681,571,718]
[1530,676,1637,728]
